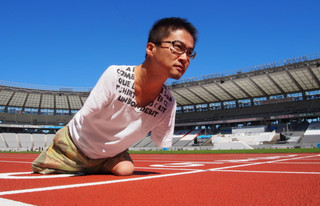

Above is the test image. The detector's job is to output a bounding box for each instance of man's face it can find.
[152,29,195,80]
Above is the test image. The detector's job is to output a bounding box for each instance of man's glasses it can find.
[153,40,196,59]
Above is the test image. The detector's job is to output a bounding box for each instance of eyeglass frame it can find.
[152,40,196,59]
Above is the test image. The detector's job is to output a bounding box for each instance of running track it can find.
[0,153,319,205]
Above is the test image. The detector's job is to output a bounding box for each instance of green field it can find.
[129,148,320,154]
[1,148,320,154]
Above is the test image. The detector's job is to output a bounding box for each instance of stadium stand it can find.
[208,126,277,150]
[2,133,20,150]
[0,132,56,151]
[18,133,33,150]
[46,134,55,147]
[173,129,202,147]
[1,54,320,151]
[300,122,320,145]
[191,134,212,146]
[211,135,253,150]
[285,131,304,143]
[133,136,153,148]
[0,133,7,148]
[32,133,46,150]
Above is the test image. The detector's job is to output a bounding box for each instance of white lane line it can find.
[207,154,320,172]
[135,167,199,171]
[0,197,35,206]
[0,172,75,179]
[0,161,32,164]
[0,159,224,165]
[213,169,320,175]
[275,162,320,164]
[1,154,319,196]
[0,170,205,196]
[134,160,224,164]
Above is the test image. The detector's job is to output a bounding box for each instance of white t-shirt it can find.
[68,66,176,159]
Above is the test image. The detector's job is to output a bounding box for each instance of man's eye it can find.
[187,50,193,56]
[174,44,184,52]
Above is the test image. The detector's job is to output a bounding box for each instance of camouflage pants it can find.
[32,126,133,174]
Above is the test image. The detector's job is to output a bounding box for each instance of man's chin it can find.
[170,72,184,80]
[170,76,182,80]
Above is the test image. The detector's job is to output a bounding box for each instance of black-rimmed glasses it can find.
[153,40,196,59]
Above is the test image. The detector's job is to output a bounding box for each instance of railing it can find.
[1,53,319,89]
[0,80,92,92]
[167,52,320,85]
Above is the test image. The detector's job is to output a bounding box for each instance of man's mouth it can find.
[175,65,184,73]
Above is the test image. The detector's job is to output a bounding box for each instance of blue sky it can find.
[1,0,319,88]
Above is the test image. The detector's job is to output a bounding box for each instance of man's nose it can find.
[178,52,189,63]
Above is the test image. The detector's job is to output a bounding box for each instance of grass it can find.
[0,151,41,154]
[1,148,319,154]
[129,148,320,154]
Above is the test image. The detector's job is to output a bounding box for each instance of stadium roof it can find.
[167,56,320,106]
[0,54,320,110]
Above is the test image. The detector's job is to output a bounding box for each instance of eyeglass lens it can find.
[172,41,195,58]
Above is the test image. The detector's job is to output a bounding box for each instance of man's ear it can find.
[146,42,156,57]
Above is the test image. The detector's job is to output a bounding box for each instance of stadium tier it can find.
[1,54,320,151]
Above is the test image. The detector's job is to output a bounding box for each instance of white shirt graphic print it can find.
[68,65,176,159]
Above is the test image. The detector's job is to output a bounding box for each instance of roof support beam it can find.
[200,85,222,102]
[306,64,320,88]
[170,90,194,105]
[247,77,268,96]
[285,68,304,91]
[186,87,208,104]
[265,73,285,94]
[216,82,236,100]
[231,80,252,98]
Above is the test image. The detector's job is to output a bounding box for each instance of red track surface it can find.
[0,153,319,205]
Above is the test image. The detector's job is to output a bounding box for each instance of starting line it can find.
[0,172,75,179]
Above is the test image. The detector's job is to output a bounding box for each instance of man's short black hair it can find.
[148,17,198,46]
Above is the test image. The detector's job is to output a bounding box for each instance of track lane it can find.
[0,153,319,205]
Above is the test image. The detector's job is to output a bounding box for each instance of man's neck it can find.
[134,63,167,107]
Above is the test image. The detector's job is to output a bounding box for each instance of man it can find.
[32,17,198,176]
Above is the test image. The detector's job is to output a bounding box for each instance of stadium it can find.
[1,53,320,152]
[2,1,320,205]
